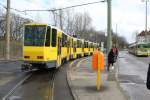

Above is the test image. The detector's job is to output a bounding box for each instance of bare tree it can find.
[65,9,75,35]
[0,14,6,38]
[52,10,58,26]
[72,12,92,39]
[57,10,65,30]
[9,13,31,40]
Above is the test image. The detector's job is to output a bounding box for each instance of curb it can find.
[0,60,21,63]
[67,68,79,100]
[66,59,82,100]
[115,60,130,100]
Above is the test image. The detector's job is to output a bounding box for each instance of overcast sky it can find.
[0,0,150,43]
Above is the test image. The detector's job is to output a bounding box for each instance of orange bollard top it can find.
[99,51,104,71]
[92,50,105,71]
[92,50,99,71]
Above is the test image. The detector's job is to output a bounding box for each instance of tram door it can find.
[57,37,62,67]
[82,42,84,57]
[67,39,70,60]
[73,41,76,58]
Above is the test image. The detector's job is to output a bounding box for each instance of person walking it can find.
[107,48,115,71]
[146,63,150,90]
[112,47,118,62]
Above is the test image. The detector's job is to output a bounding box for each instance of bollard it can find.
[92,50,104,90]
[92,50,99,71]
[96,54,101,90]
[92,50,104,71]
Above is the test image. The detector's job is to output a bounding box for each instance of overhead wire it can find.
[22,0,106,12]
[19,0,106,27]
[0,0,106,25]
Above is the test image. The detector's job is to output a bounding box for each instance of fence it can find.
[0,39,22,60]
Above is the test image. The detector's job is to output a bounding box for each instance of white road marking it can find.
[51,82,54,100]
[9,96,21,100]
[0,72,12,74]
[2,74,32,100]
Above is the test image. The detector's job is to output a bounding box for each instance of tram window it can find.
[84,42,86,48]
[85,42,88,48]
[77,40,79,48]
[79,41,81,48]
[62,34,64,47]
[69,39,71,47]
[72,39,73,47]
[45,26,50,46]
[24,25,46,46]
[67,39,70,47]
[64,35,67,47]
[62,33,67,47]
[52,29,57,47]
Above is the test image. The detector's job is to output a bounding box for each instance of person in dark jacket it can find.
[146,63,150,90]
[107,49,115,71]
[112,47,119,62]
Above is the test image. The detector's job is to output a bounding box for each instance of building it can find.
[137,30,150,44]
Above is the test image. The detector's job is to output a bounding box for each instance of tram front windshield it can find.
[24,25,46,46]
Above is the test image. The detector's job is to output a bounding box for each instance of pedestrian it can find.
[112,47,118,62]
[146,63,150,90]
[115,47,118,57]
[107,48,115,71]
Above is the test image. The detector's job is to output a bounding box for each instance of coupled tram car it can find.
[22,23,99,70]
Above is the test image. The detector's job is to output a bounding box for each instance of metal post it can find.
[145,1,148,32]
[115,24,117,47]
[6,0,11,60]
[96,54,101,90]
[107,0,112,54]
[145,0,148,43]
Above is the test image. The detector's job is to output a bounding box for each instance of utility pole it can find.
[115,24,117,48]
[145,0,148,32]
[6,0,11,60]
[145,0,148,43]
[142,0,149,43]
[107,0,112,53]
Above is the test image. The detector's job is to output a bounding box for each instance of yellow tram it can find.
[22,23,99,70]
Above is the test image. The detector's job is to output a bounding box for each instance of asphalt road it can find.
[0,61,25,99]
[0,60,74,100]
[117,51,150,100]
[54,62,76,100]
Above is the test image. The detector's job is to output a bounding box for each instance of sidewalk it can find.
[0,59,21,63]
[67,57,127,100]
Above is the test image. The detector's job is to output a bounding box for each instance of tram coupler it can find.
[21,63,32,71]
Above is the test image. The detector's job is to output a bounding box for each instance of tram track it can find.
[48,69,57,100]
[2,68,57,100]
[1,58,85,100]
[2,73,32,100]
